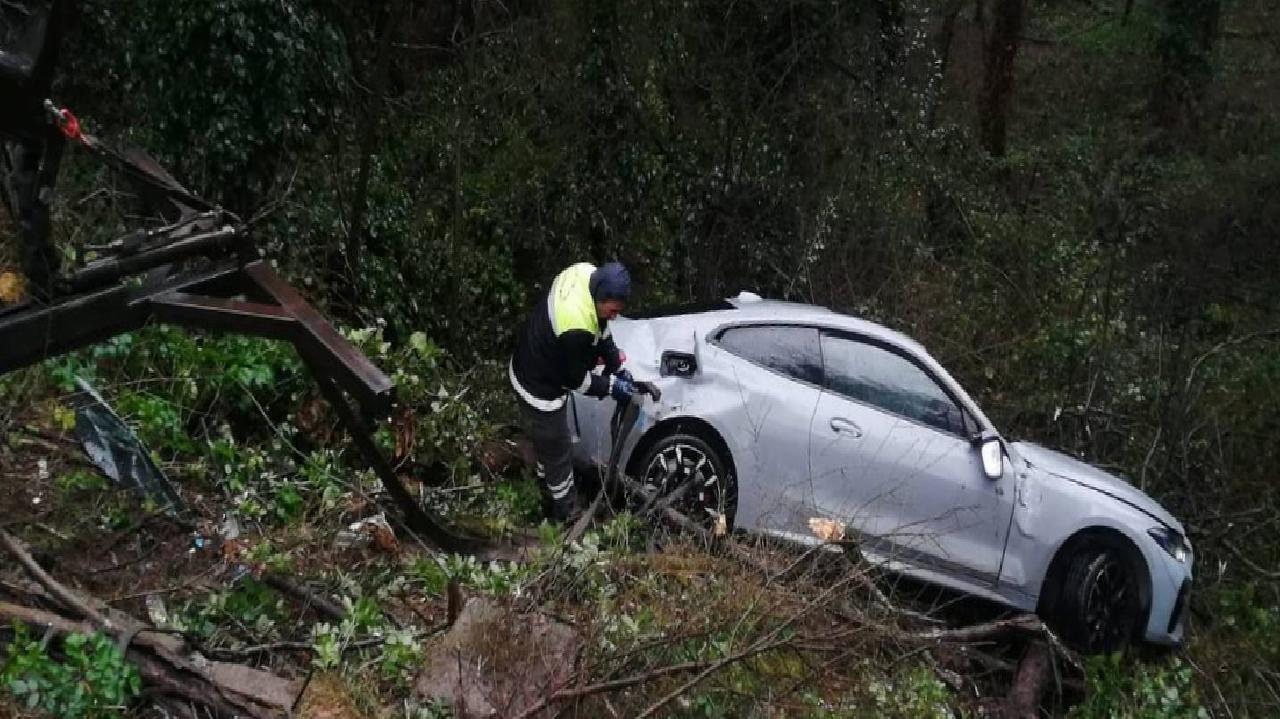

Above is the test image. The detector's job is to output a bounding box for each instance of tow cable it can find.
[566,381,661,542]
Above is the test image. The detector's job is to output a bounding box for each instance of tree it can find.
[977,0,1026,156]
[1153,0,1222,130]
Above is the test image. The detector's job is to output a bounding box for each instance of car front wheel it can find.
[1055,545,1142,653]
[636,433,737,530]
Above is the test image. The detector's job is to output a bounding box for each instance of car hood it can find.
[1012,441,1184,534]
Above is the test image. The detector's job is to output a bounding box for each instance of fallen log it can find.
[0,527,298,717]
[0,600,282,717]
[910,614,1082,672]
[262,572,346,622]
[1003,641,1052,719]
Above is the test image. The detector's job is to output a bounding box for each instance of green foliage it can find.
[378,628,423,687]
[310,591,387,670]
[13,1,1279,715]
[310,623,343,671]
[47,326,305,461]
[439,554,532,597]
[861,664,956,719]
[1069,655,1207,719]
[407,554,451,597]
[2,625,142,718]
[56,469,108,494]
[1214,584,1280,659]
[65,0,346,206]
[536,520,563,547]
[172,579,287,642]
[474,480,545,534]
[401,699,455,719]
[307,591,425,681]
[112,389,194,454]
[341,325,504,470]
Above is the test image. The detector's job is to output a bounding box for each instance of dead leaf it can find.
[342,513,398,554]
[295,396,332,443]
[713,514,728,537]
[392,407,416,464]
[221,538,246,562]
[0,271,24,304]
[808,517,846,543]
[295,672,363,719]
[371,520,399,554]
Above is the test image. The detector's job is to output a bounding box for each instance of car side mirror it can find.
[979,437,1003,480]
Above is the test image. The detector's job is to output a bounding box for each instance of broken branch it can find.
[0,600,273,718]
[0,527,113,628]
[0,526,291,717]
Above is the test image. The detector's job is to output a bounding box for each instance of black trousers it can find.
[517,398,579,520]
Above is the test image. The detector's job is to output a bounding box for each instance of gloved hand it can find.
[610,374,635,403]
[615,368,635,384]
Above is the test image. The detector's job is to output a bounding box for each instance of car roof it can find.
[633,291,928,357]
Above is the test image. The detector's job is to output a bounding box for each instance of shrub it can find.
[1,625,142,718]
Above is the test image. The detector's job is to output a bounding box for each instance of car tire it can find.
[634,433,737,530]
[1055,544,1142,653]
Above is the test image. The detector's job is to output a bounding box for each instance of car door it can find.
[808,330,1014,585]
[708,324,824,538]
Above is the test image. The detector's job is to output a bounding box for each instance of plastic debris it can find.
[72,376,186,516]
[220,515,241,541]
[145,595,169,627]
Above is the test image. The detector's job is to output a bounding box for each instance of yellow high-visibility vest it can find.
[547,262,599,339]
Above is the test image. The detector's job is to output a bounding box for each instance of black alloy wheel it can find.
[1058,546,1142,653]
[637,433,737,530]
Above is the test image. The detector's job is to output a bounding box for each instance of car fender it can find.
[619,402,747,480]
[1002,466,1163,604]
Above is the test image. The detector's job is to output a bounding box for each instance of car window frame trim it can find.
[707,320,827,391]
[816,328,977,440]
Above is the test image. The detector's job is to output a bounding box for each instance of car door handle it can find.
[829,417,863,438]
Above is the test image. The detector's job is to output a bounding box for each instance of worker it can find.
[510,261,635,521]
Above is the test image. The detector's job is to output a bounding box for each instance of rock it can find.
[414,597,580,719]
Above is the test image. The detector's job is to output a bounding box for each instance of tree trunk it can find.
[874,0,906,88]
[924,0,967,131]
[977,0,1027,156]
[332,0,404,284]
[1153,0,1222,131]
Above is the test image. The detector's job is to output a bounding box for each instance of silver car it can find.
[570,293,1193,651]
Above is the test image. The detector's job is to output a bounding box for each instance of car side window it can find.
[820,332,967,435]
[717,325,822,385]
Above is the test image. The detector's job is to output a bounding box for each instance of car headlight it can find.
[1148,526,1191,563]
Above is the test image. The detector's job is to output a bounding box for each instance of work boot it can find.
[550,492,582,524]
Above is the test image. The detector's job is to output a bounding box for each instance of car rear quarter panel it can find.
[570,314,739,471]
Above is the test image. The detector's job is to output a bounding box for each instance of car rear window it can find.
[717,325,822,385]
